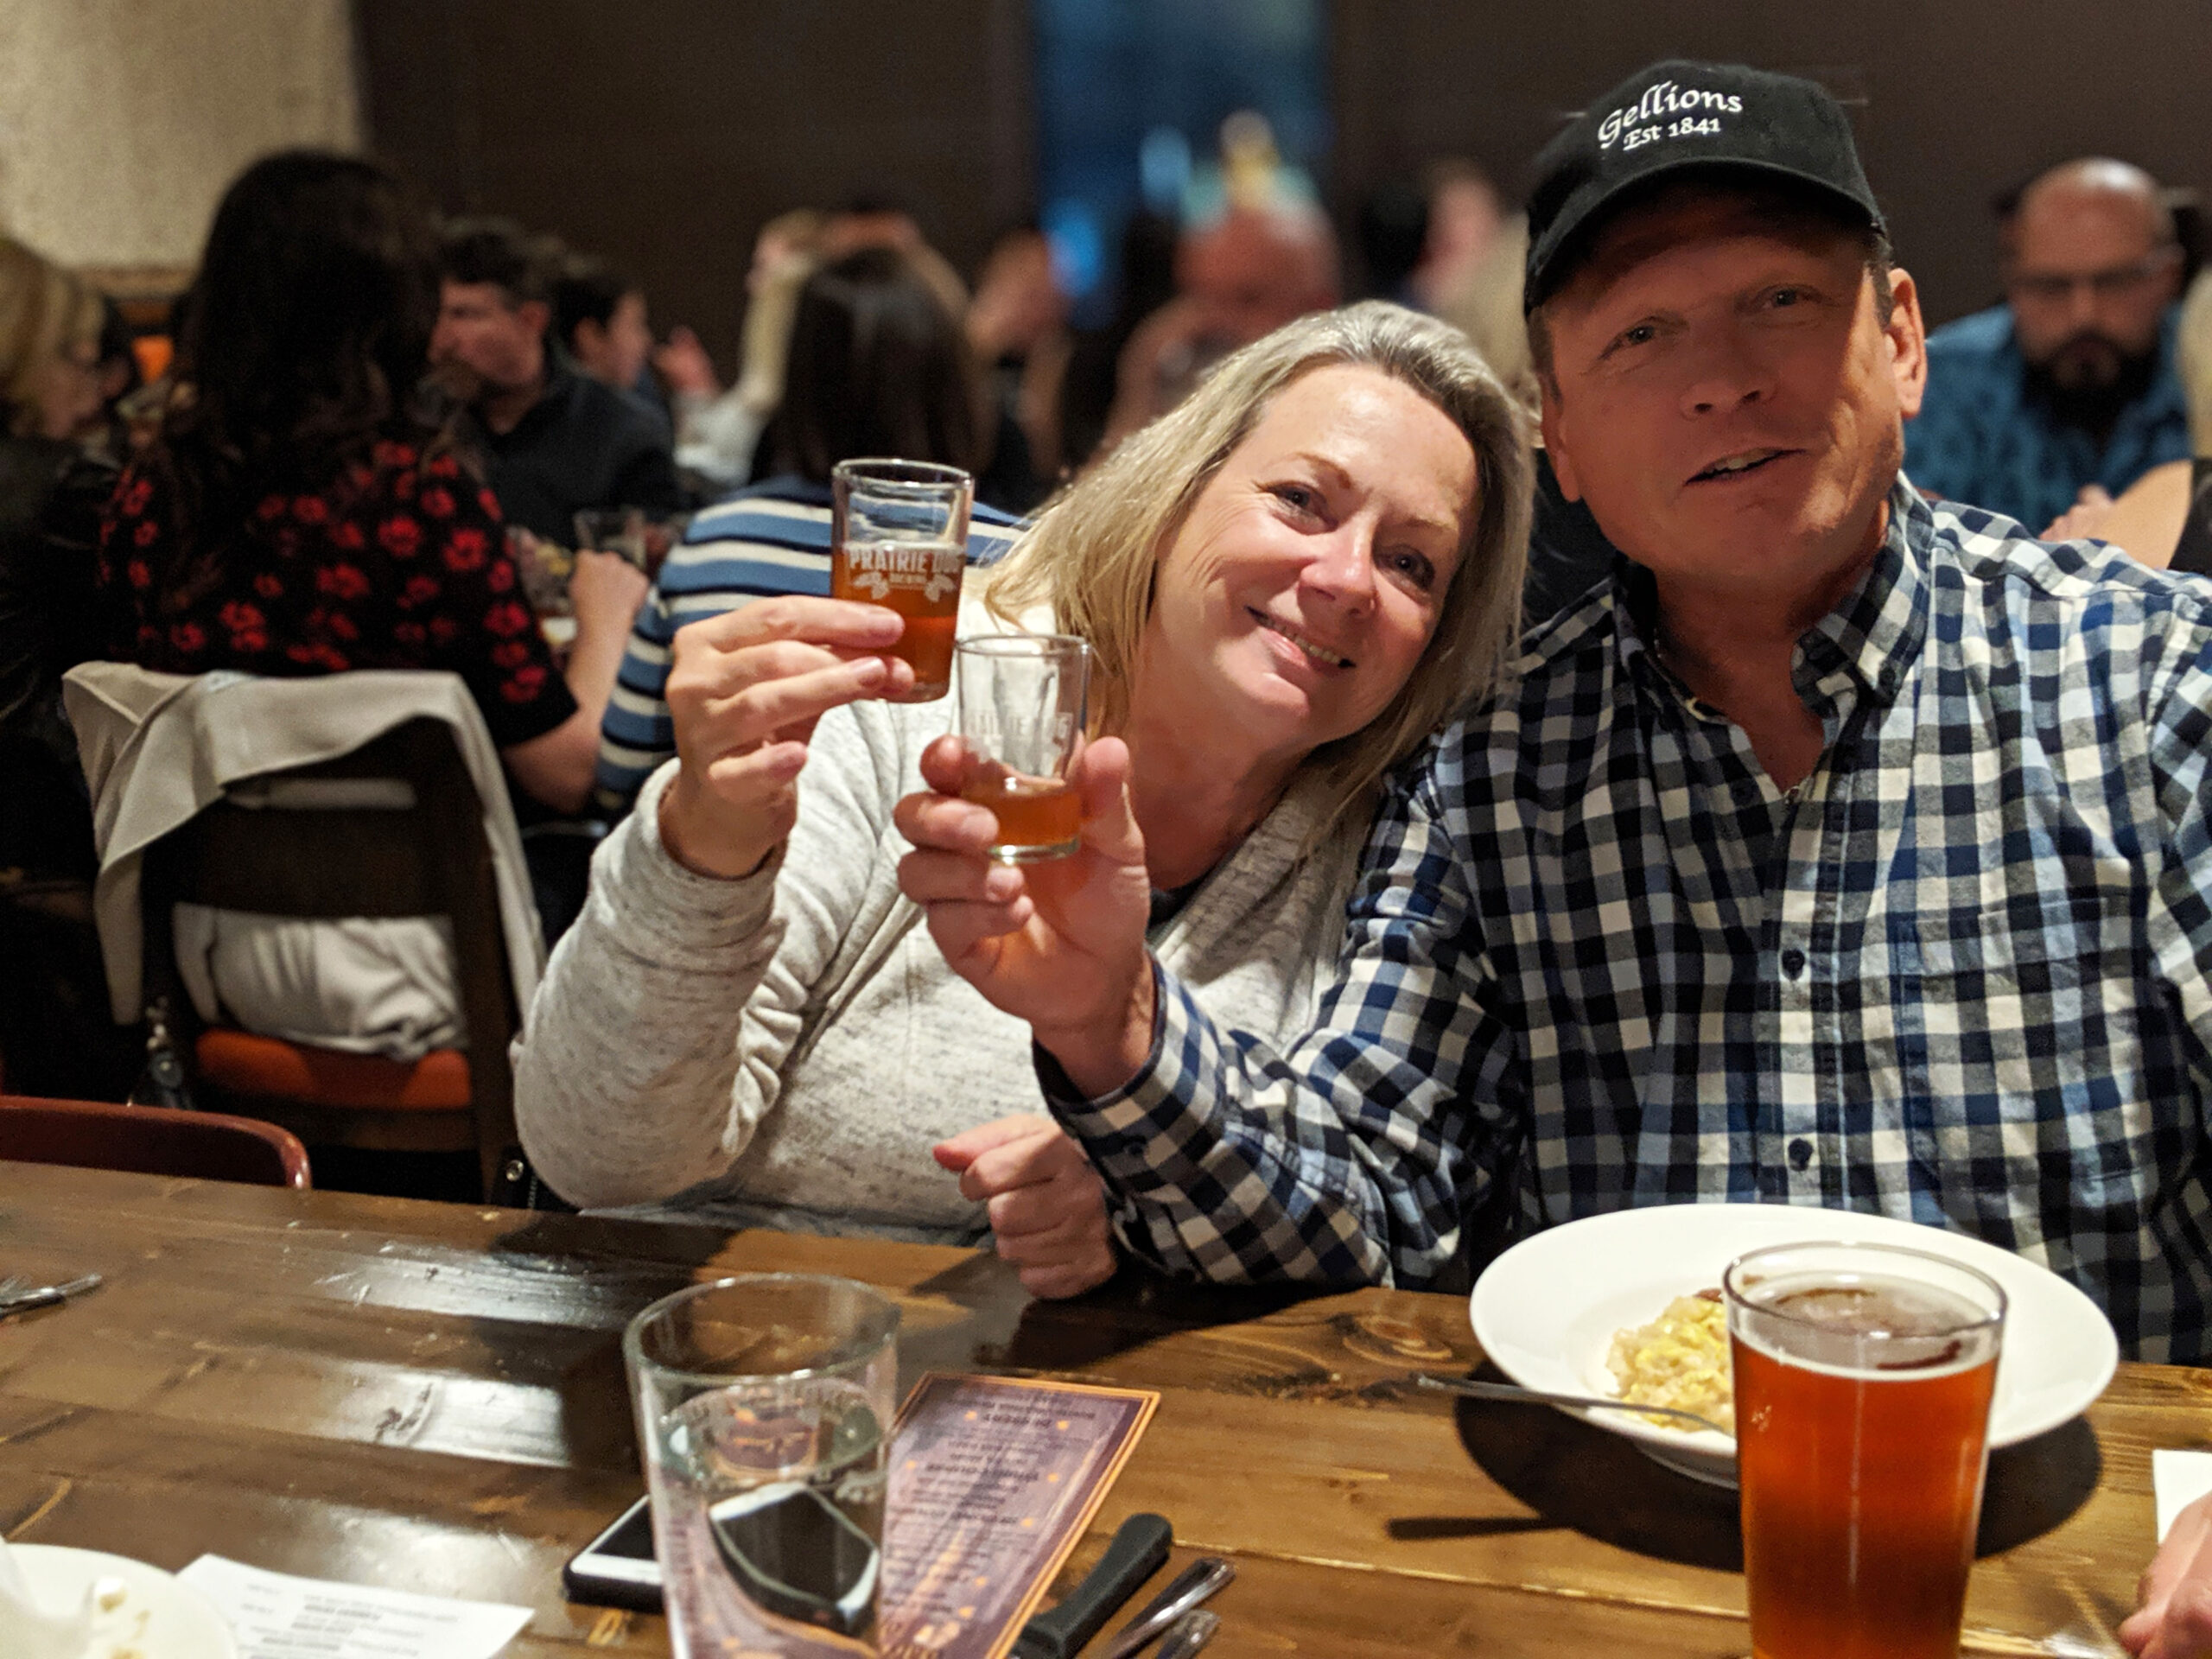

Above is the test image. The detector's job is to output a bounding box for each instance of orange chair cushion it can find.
[195,1028,472,1112]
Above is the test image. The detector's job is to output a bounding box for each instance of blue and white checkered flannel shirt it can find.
[1044,481,2212,1363]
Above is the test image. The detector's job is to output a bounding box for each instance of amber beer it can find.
[1726,1244,2007,1659]
[830,460,974,703]
[830,537,963,700]
[955,634,1091,862]
[958,766,1083,861]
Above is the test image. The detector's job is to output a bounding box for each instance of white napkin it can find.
[179,1555,531,1659]
[2154,1450,2212,1541]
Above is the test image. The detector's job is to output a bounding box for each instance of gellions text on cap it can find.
[1598,79,1745,150]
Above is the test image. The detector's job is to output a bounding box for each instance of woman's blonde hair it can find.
[983,299,1531,842]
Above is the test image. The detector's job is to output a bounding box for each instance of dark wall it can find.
[355,0,1036,372]
[1334,1,2212,327]
[358,0,2212,365]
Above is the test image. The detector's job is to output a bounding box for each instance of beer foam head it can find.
[1734,1271,2003,1379]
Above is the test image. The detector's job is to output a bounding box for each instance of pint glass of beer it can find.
[1725,1241,2007,1659]
[830,459,973,702]
[955,634,1090,862]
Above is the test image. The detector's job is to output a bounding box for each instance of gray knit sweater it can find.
[512,691,1366,1243]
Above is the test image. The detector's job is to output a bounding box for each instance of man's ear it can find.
[1883,267,1928,423]
[1540,391,1585,501]
[517,298,552,341]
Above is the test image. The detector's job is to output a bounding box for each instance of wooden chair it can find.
[136,717,529,1204]
[0,1093,309,1187]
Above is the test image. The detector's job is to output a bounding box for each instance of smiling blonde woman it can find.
[512,301,1530,1295]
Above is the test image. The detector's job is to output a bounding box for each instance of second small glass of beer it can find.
[1726,1240,2007,1659]
[830,458,973,702]
[955,634,1090,862]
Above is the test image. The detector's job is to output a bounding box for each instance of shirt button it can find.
[1788,1137,1814,1172]
[1782,948,1808,978]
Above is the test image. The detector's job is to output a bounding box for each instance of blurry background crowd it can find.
[0,0,2209,1157]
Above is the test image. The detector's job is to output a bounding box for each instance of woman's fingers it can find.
[963,1121,1080,1193]
[931,1113,1058,1173]
[703,655,893,747]
[988,1179,1096,1238]
[1015,1260,1115,1300]
[702,739,809,797]
[935,1117,1116,1301]
[679,594,906,655]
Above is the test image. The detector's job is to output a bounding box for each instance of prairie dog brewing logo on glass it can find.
[840,538,962,602]
[1597,79,1745,152]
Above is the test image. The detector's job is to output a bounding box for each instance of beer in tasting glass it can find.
[955,634,1090,861]
[830,459,973,702]
[1725,1242,2006,1659]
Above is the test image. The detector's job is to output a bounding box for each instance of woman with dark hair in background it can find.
[94,149,644,814]
[595,244,1020,807]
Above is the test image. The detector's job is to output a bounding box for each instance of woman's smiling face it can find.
[1139,362,1478,760]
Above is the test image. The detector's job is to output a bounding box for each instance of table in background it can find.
[0,1161,2199,1656]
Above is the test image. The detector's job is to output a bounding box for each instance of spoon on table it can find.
[1414,1373,1731,1435]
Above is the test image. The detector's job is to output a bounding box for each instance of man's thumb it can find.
[1073,736,1141,864]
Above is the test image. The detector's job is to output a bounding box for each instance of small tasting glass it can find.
[831,459,973,702]
[954,634,1091,863]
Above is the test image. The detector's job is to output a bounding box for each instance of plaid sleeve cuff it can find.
[1036,962,1391,1286]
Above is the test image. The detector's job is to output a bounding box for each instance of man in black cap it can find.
[897,59,2212,1605]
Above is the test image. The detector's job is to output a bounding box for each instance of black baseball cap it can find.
[1523,60,1884,311]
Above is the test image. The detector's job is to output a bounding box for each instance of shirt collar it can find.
[1798,479,1929,709]
[1612,476,1930,713]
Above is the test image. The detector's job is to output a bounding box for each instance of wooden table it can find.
[1,1161,2201,1656]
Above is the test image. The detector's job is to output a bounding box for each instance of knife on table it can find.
[0,1274,102,1317]
[1013,1511,1173,1659]
[1099,1557,1234,1659]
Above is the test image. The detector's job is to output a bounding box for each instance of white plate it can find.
[6,1546,238,1659]
[1469,1204,2120,1487]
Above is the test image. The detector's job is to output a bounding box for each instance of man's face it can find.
[1540,194,1926,604]
[429,280,547,399]
[2006,189,2181,391]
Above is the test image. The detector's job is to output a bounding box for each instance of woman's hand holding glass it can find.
[660,596,912,880]
[894,734,1159,1096]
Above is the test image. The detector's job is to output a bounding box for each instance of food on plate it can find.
[1605,1287,1734,1433]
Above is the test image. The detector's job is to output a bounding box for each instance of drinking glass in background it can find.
[1725,1241,2007,1659]
[955,634,1090,862]
[830,459,972,702]
[626,1275,901,1658]
[509,524,573,618]
[573,505,692,578]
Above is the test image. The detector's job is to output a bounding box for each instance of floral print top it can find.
[95,437,575,747]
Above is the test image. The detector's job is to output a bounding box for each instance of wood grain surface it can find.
[0,1161,2194,1656]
